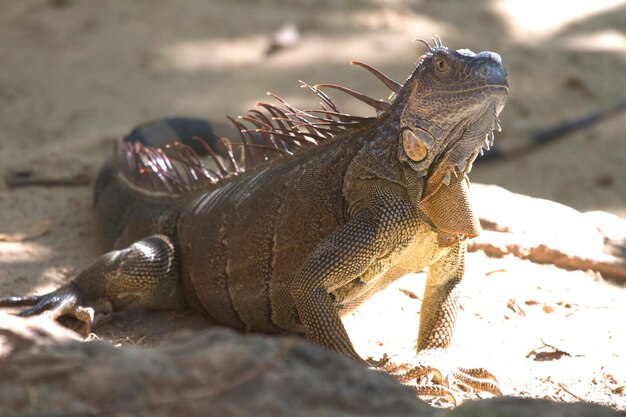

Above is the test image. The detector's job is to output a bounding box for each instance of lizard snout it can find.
[475,52,508,87]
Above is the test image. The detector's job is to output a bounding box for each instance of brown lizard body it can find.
[1,39,508,399]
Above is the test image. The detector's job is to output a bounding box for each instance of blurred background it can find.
[1,0,626,216]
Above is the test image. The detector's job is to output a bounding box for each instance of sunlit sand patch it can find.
[0,242,52,264]
[342,7,451,35]
[562,30,626,54]
[154,30,449,73]
[491,0,626,42]
[154,36,268,71]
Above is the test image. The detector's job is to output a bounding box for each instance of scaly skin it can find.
[0,40,508,400]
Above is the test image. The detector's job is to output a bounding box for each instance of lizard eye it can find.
[434,57,449,73]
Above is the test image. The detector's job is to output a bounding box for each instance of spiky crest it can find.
[117,58,407,196]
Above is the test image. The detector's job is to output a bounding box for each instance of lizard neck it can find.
[341,110,427,216]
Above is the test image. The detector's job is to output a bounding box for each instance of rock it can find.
[0,313,429,417]
[0,314,621,417]
[450,397,621,417]
[469,184,626,281]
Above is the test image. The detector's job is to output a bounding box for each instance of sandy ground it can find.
[1,0,626,411]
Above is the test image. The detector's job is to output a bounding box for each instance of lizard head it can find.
[398,40,508,184]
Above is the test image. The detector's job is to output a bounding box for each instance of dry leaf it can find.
[507,298,526,316]
[526,342,571,362]
[399,288,419,299]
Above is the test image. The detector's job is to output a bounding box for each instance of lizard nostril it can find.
[481,62,507,86]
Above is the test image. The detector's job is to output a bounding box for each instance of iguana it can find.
[0,39,508,400]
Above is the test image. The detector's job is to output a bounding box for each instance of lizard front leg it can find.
[290,213,380,362]
[0,234,186,335]
[400,240,501,401]
[290,188,419,363]
[418,239,466,353]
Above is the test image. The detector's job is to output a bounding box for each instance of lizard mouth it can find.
[441,84,509,95]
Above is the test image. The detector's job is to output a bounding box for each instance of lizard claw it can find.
[412,384,458,406]
[397,363,443,384]
[395,355,501,405]
[397,364,456,405]
[452,367,502,396]
[0,283,111,336]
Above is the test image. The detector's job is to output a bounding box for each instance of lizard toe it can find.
[15,283,82,320]
[452,367,502,396]
[396,364,457,405]
[412,384,458,406]
[1,283,110,337]
[394,350,501,405]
